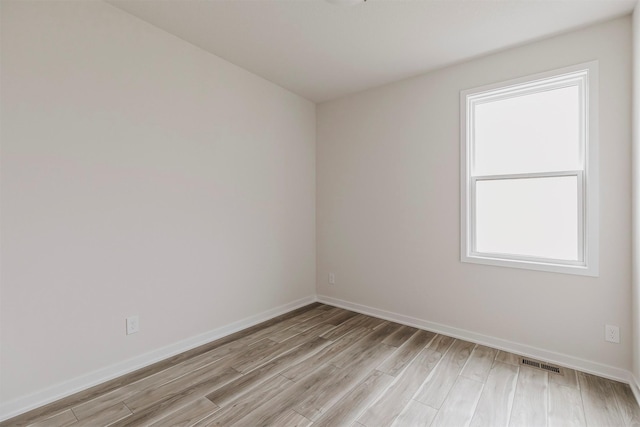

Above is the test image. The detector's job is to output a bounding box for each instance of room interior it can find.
[2,0,640,424]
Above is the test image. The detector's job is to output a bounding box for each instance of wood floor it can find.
[4,303,640,427]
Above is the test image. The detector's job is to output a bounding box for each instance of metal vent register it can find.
[520,357,563,375]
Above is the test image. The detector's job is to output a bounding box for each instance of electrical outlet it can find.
[605,324,619,343]
[328,273,335,285]
[126,315,139,335]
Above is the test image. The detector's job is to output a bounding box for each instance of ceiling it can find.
[107,0,636,103]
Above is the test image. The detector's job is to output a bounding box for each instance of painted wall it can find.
[0,0,315,408]
[632,0,640,385]
[317,17,632,373]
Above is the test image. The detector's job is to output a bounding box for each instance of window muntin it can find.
[461,62,598,276]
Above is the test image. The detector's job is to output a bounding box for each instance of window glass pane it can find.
[473,85,580,175]
[475,176,579,261]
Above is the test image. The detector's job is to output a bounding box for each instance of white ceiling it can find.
[107,0,636,103]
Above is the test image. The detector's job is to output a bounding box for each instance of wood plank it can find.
[578,372,626,427]
[495,351,520,367]
[377,330,436,377]
[271,410,313,427]
[323,309,360,326]
[112,367,240,426]
[461,345,498,383]
[206,336,330,407]
[610,381,640,427]
[382,325,419,348]
[268,308,346,343]
[313,370,394,427]
[229,338,280,373]
[413,338,475,409]
[26,410,77,427]
[234,341,396,426]
[320,315,385,341]
[548,383,586,427]
[148,398,219,427]
[426,334,455,354]
[390,400,437,427]
[201,375,294,426]
[509,366,548,427]
[293,343,397,421]
[228,364,342,426]
[429,376,484,427]
[124,361,239,413]
[469,361,518,427]
[282,327,370,382]
[357,347,444,427]
[330,323,401,369]
[549,367,579,389]
[72,402,132,427]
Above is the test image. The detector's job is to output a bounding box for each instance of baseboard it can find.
[317,294,631,384]
[0,295,316,422]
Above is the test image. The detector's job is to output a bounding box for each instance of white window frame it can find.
[460,61,599,276]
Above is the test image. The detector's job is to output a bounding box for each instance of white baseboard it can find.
[0,295,316,422]
[317,294,631,384]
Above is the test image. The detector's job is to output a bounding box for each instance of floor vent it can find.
[520,357,563,375]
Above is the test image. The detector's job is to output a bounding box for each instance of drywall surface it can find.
[633,1,640,382]
[317,17,632,371]
[0,0,315,405]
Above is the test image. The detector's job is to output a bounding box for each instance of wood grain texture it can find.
[26,410,77,427]
[227,364,342,426]
[461,345,498,383]
[413,338,474,409]
[72,402,132,427]
[469,361,518,427]
[382,325,418,348]
[5,304,638,427]
[495,351,520,367]
[509,366,548,427]
[282,327,369,382]
[313,370,394,427]
[549,367,579,389]
[148,398,218,427]
[429,376,484,427]
[548,383,586,427]
[390,400,437,427]
[377,330,435,377]
[201,375,293,426]
[206,336,330,407]
[357,346,444,427]
[611,381,640,427]
[578,372,626,427]
[271,410,313,427]
[294,344,396,421]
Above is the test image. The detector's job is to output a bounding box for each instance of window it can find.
[460,62,598,276]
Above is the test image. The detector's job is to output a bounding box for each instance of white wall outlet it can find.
[605,324,619,343]
[126,315,140,335]
[328,273,335,285]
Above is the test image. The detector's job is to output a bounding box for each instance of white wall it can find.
[632,0,640,386]
[0,0,315,410]
[318,17,632,374]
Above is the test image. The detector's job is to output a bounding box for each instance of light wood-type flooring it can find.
[3,303,640,427]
